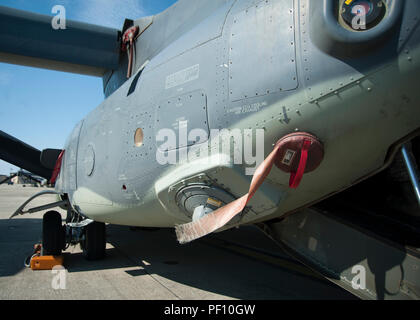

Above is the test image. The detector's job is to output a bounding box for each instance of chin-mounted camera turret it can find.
[310,0,404,57]
[340,0,386,31]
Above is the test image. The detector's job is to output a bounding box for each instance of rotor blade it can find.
[0,130,52,179]
[0,6,121,76]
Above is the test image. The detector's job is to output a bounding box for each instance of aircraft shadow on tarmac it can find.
[0,217,355,299]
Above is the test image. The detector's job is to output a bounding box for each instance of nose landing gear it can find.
[80,221,106,260]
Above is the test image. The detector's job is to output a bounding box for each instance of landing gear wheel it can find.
[42,211,65,255]
[81,222,106,260]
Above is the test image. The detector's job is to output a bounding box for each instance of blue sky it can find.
[0,0,176,174]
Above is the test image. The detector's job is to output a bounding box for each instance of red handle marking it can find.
[289,139,311,188]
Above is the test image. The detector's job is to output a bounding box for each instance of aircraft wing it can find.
[0,5,121,77]
[0,6,123,179]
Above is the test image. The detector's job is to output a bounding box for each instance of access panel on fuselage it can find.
[229,0,298,101]
[154,89,209,151]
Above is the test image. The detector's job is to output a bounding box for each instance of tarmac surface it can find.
[0,184,356,300]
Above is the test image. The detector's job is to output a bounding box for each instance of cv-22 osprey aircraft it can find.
[1,0,420,300]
